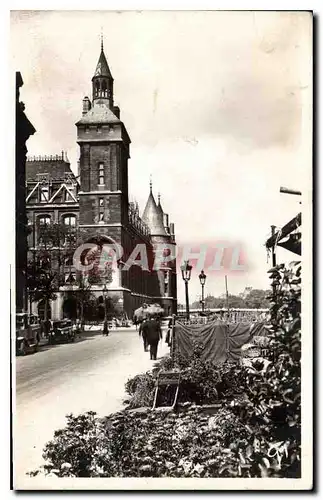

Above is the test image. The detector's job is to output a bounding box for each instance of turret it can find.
[142,182,167,237]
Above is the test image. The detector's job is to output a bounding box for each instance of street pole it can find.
[185,281,190,320]
[201,283,205,313]
[181,260,192,321]
[271,225,277,267]
[102,283,109,335]
[225,275,229,315]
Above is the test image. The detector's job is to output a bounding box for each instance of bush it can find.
[40,406,254,478]
[38,263,301,479]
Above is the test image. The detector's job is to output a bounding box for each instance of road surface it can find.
[14,327,169,487]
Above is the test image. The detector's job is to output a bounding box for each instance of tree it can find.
[27,258,58,321]
[244,288,270,309]
[27,221,76,320]
[73,275,95,329]
[191,288,270,310]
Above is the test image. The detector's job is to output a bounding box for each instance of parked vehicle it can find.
[48,319,75,344]
[16,313,41,355]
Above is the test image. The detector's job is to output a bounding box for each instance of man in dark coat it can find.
[138,319,149,352]
[141,315,162,360]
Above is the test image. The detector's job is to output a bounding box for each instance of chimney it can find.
[82,96,91,116]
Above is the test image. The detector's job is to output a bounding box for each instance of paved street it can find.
[15,327,169,487]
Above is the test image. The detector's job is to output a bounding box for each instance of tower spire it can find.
[100,28,104,52]
[92,36,114,106]
[149,175,152,193]
[158,192,161,205]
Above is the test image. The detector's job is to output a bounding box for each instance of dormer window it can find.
[40,185,49,203]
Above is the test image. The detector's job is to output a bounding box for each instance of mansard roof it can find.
[26,154,77,182]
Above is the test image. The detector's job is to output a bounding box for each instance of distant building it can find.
[26,41,177,320]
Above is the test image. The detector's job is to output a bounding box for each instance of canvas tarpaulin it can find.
[174,320,268,364]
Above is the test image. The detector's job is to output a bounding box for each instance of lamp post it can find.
[199,270,207,314]
[181,260,192,320]
[103,282,109,335]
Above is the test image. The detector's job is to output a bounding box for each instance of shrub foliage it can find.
[38,262,301,478]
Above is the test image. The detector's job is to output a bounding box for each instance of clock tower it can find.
[76,40,130,246]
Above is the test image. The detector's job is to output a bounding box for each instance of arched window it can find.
[39,215,50,226]
[37,215,51,245]
[98,163,105,185]
[63,215,76,227]
[95,81,100,97]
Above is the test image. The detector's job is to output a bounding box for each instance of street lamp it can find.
[199,270,207,314]
[180,260,192,320]
[103,282,109,335]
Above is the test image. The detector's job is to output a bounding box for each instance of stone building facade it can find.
[16,72,36,315]
[26,42,177,320]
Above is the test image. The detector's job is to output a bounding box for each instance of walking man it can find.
[142,314,162,360]
[139,319,148,352]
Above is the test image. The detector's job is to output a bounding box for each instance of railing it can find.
[177,309,269,325]
[128,203,150,237]
[27,151,68,162]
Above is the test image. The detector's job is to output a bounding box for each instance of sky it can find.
[10,10,312,303]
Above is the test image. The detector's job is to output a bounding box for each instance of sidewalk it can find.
[15,327,170,486]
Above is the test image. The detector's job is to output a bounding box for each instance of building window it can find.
[98,163,105,185]
[102,80,108,98]
[64,189,75,202]
[99,212,104,222]
[39,216,50,227]
[99,198,104,207]
[63,215,76,227]
[85,125,89,134]
[38,216,51,245]
[40,185,49,203]
[97,125,102,133]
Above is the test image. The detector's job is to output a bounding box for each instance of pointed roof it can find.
[93,42,113,79]
[142,185,167,236]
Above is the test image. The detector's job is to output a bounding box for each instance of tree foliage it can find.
[192,288,271,309]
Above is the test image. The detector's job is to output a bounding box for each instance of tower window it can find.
[99,198,104,207]
[98,163,105,185]
[102,80,108,98]
[99,212,105,222]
